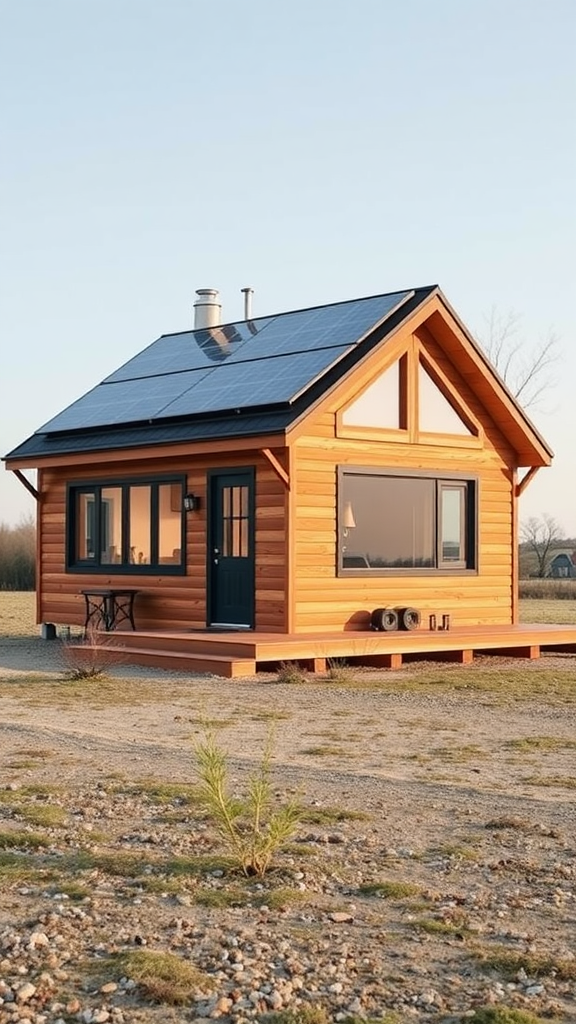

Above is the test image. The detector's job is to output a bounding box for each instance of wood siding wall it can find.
[38,449,288,632]
[290,329,518,632]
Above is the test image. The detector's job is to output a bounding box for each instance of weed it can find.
[60,626,124,680]
[358,880,420,899]
[325,658,355,684]
[276,661,310,684]
[46,880,90,901]
[106,950,216,1004]
[194,729,302,877]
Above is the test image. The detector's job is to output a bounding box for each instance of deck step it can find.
[75,644,257,679]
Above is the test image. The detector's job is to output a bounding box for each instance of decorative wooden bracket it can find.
[12,469,39,501]
[516,466,540,497]
[260,448,290,489]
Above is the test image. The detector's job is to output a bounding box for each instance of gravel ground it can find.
[0,634,575,1024]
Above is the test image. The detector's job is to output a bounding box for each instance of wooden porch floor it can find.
[107,622,576,678]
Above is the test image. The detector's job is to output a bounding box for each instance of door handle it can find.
[213,557,219,565]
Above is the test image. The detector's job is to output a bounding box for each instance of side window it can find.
[338,469,476,574]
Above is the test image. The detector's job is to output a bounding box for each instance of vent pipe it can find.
[193,288,221,329]
[241,286,254,320]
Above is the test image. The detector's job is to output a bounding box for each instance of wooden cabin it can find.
[7,284,574,675]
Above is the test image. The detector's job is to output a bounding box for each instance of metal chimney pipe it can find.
[241,286,254,320]
[193,288,221,329]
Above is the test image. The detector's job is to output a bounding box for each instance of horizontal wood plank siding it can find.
[291,319,516,632]
[38,448,288,632]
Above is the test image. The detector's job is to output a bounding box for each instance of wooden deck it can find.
[102,623,576,678]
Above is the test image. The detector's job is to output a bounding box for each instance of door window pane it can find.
[129,485,151,565]
[221,484,249,558]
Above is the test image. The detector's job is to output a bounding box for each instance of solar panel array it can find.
[40,290,414,433]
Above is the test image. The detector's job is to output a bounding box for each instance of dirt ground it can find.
[0,624,576,1023]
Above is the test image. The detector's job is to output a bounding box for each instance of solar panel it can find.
[40,289,414,433]
[37,369,214,433]
[158,346,352,418]
[106,291,412,383]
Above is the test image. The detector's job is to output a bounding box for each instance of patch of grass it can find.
[255,886,309,910]
[46,880,90,901]
[0,851,60,884]
[259,1009,330,1024]
[358,880,421,899]
[505,735,576,751]
[124,780,201,805]
[428,843,479,861]
[475,946,576,981]
[0,829,50,849]
[66,850,148,877]
[300,806,370,824]
[485,816,532,831]
[466,1009,559,1024]
[163,853,234,876]
[105,950,216,1004]
[431,744,488,762]
[522,774,576,789]
[300,745,349,757]
[410,917,467,935]
[193,885,250,908]
[14,803,68,828]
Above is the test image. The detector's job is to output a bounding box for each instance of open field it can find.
[0,593,575,1024]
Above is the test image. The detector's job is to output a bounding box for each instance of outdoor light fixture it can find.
[183,493,200,512]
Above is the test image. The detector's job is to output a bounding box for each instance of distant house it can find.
[4,284,554,653]
[547,551,576,578]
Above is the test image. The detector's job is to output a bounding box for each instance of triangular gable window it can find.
[341,360,404,430]
[418,363,472,436]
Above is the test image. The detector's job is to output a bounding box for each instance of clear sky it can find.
[1,0,575,532]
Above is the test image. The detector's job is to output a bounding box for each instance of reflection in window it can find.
[419,364,472,435]
[342,361,403,429]
[340,471,475,572]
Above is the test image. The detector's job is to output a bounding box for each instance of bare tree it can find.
[477,307,560,410]
[520,514,562,578]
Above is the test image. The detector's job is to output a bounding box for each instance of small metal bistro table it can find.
[80,588,139,632]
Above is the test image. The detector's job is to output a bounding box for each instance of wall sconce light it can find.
[183,493,200,512]
[342,500,356,537]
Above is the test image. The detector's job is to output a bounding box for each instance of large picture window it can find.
[67,477,186,573]
[339,468,476,574]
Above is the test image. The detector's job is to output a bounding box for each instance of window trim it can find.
[66,474,187,574]
[337,466,478,577]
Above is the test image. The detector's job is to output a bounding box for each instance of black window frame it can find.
[337,466,477,577]
[66,475,187,574]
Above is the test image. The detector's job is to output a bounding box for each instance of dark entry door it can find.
[208,470,255,627]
